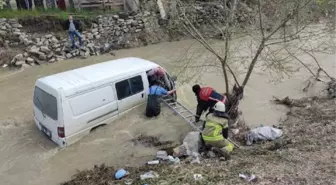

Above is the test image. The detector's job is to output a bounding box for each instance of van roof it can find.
[36,57,159,97]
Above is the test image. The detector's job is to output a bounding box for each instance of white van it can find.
[33,57,176,147]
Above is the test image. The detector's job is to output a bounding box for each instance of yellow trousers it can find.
[204,139,234,153]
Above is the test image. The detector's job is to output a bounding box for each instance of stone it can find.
[123,28,129,33]
[43,40,50,46]
[15,60,25,66]
[29,45,40,53]
[39,53,47,60]
[126,20,133,25]
[51,37,59,44]
[23,39,32,46]
[23,52,29,57]
[91,28,98,33]
[94,35,101,39]
[45,34,53,39]
[131,21,138,27]
[40,46,51,53]
[47,53,54,59]
[12,23,23,28]
[0,18,6,23]
[26,57,35,63]
[49,58,56,63]
[0,26,7,30]
[20,63,31,69]
[0,30,6,36]
[94,32,99,36]
[135,29,142,33]
[52,43,61,49]
[14,54,24,61]
[92,23,98,28]
[13,32,21,36]
[66,53,72,58]
[112,15,119,20]
[87,33,94,40]
[55,48,62,54]
[115,31,121,36]
[118,19,125,22]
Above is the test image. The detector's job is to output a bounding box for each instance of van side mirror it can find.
[171,76,177,82]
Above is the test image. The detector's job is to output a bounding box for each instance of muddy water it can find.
[0,33,335,185]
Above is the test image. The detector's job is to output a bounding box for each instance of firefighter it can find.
[192,84,228,122]
[201,101,234,159]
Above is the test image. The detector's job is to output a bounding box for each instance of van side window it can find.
[116,75,144,100]
[130,76,144,94]
[116,80,132,100]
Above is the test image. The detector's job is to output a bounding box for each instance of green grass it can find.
[0,8,120,20]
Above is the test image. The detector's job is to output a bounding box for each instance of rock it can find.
[94,35,101,39]
[51,37,59,44]
[40,46,51,54]
[39,53,47,60]
[115,31,121,36]
[0,18,6,23]
[123,28,129,33]
[43,40,50,46]
[15,60,25,66]
[20,63,31,69]
[118,19,125,23]
[66,53,73,58]
[135,29,142,33]
[13,32,21,36]
[45,34,53,39]
[11,23,23,28]
[0,30,6,36]
[91,28,98,33]
[112,15,119,20]
[131,21,138,27]
[47,52,54,59]
[52,43,61,49]
[14,54,24,61]
[29,45,40,53]
[49,58,56,63]
[23,52,29,57]
[92,23,98,28]
[87,33,94,40]
[26,57,35,63]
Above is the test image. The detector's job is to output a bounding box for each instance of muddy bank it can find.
[62,95,336,185]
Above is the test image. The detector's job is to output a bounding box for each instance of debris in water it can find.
[193,174,203,181]
[239,173,257,182]
[140,171,159,180]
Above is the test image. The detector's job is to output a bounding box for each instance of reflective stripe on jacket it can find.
[202,114,228,142]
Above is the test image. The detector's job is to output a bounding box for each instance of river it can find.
[0,31,335,185]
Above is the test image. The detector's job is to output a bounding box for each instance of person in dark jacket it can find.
[63,15,83,49]
[192,84,228,122]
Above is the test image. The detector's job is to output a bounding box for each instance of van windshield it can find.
[33,87,58,121]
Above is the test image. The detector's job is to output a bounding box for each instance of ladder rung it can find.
[184,115,194,118]
[178,110,189,114]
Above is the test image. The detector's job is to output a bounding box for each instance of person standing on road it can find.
[63,15,83,49]
[145,80,176,118]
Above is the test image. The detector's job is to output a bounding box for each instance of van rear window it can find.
[33,87,58,121]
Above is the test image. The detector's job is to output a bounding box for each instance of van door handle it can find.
[141,93,144,98]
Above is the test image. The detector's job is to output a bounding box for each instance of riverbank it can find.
[62,92,336,185]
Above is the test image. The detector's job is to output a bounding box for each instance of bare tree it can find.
[177,0,330,92]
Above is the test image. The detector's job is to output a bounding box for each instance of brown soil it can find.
[62,96,336,185]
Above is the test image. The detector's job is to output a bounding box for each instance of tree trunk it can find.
[33,0,44,9]
[45,0,56,8]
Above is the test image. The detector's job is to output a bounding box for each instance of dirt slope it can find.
[62,96,336,185]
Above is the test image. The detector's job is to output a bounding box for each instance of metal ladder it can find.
[161,95,203,132]
[161,95,241,148]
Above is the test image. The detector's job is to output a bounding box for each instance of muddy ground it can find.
[62,95,336,185]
